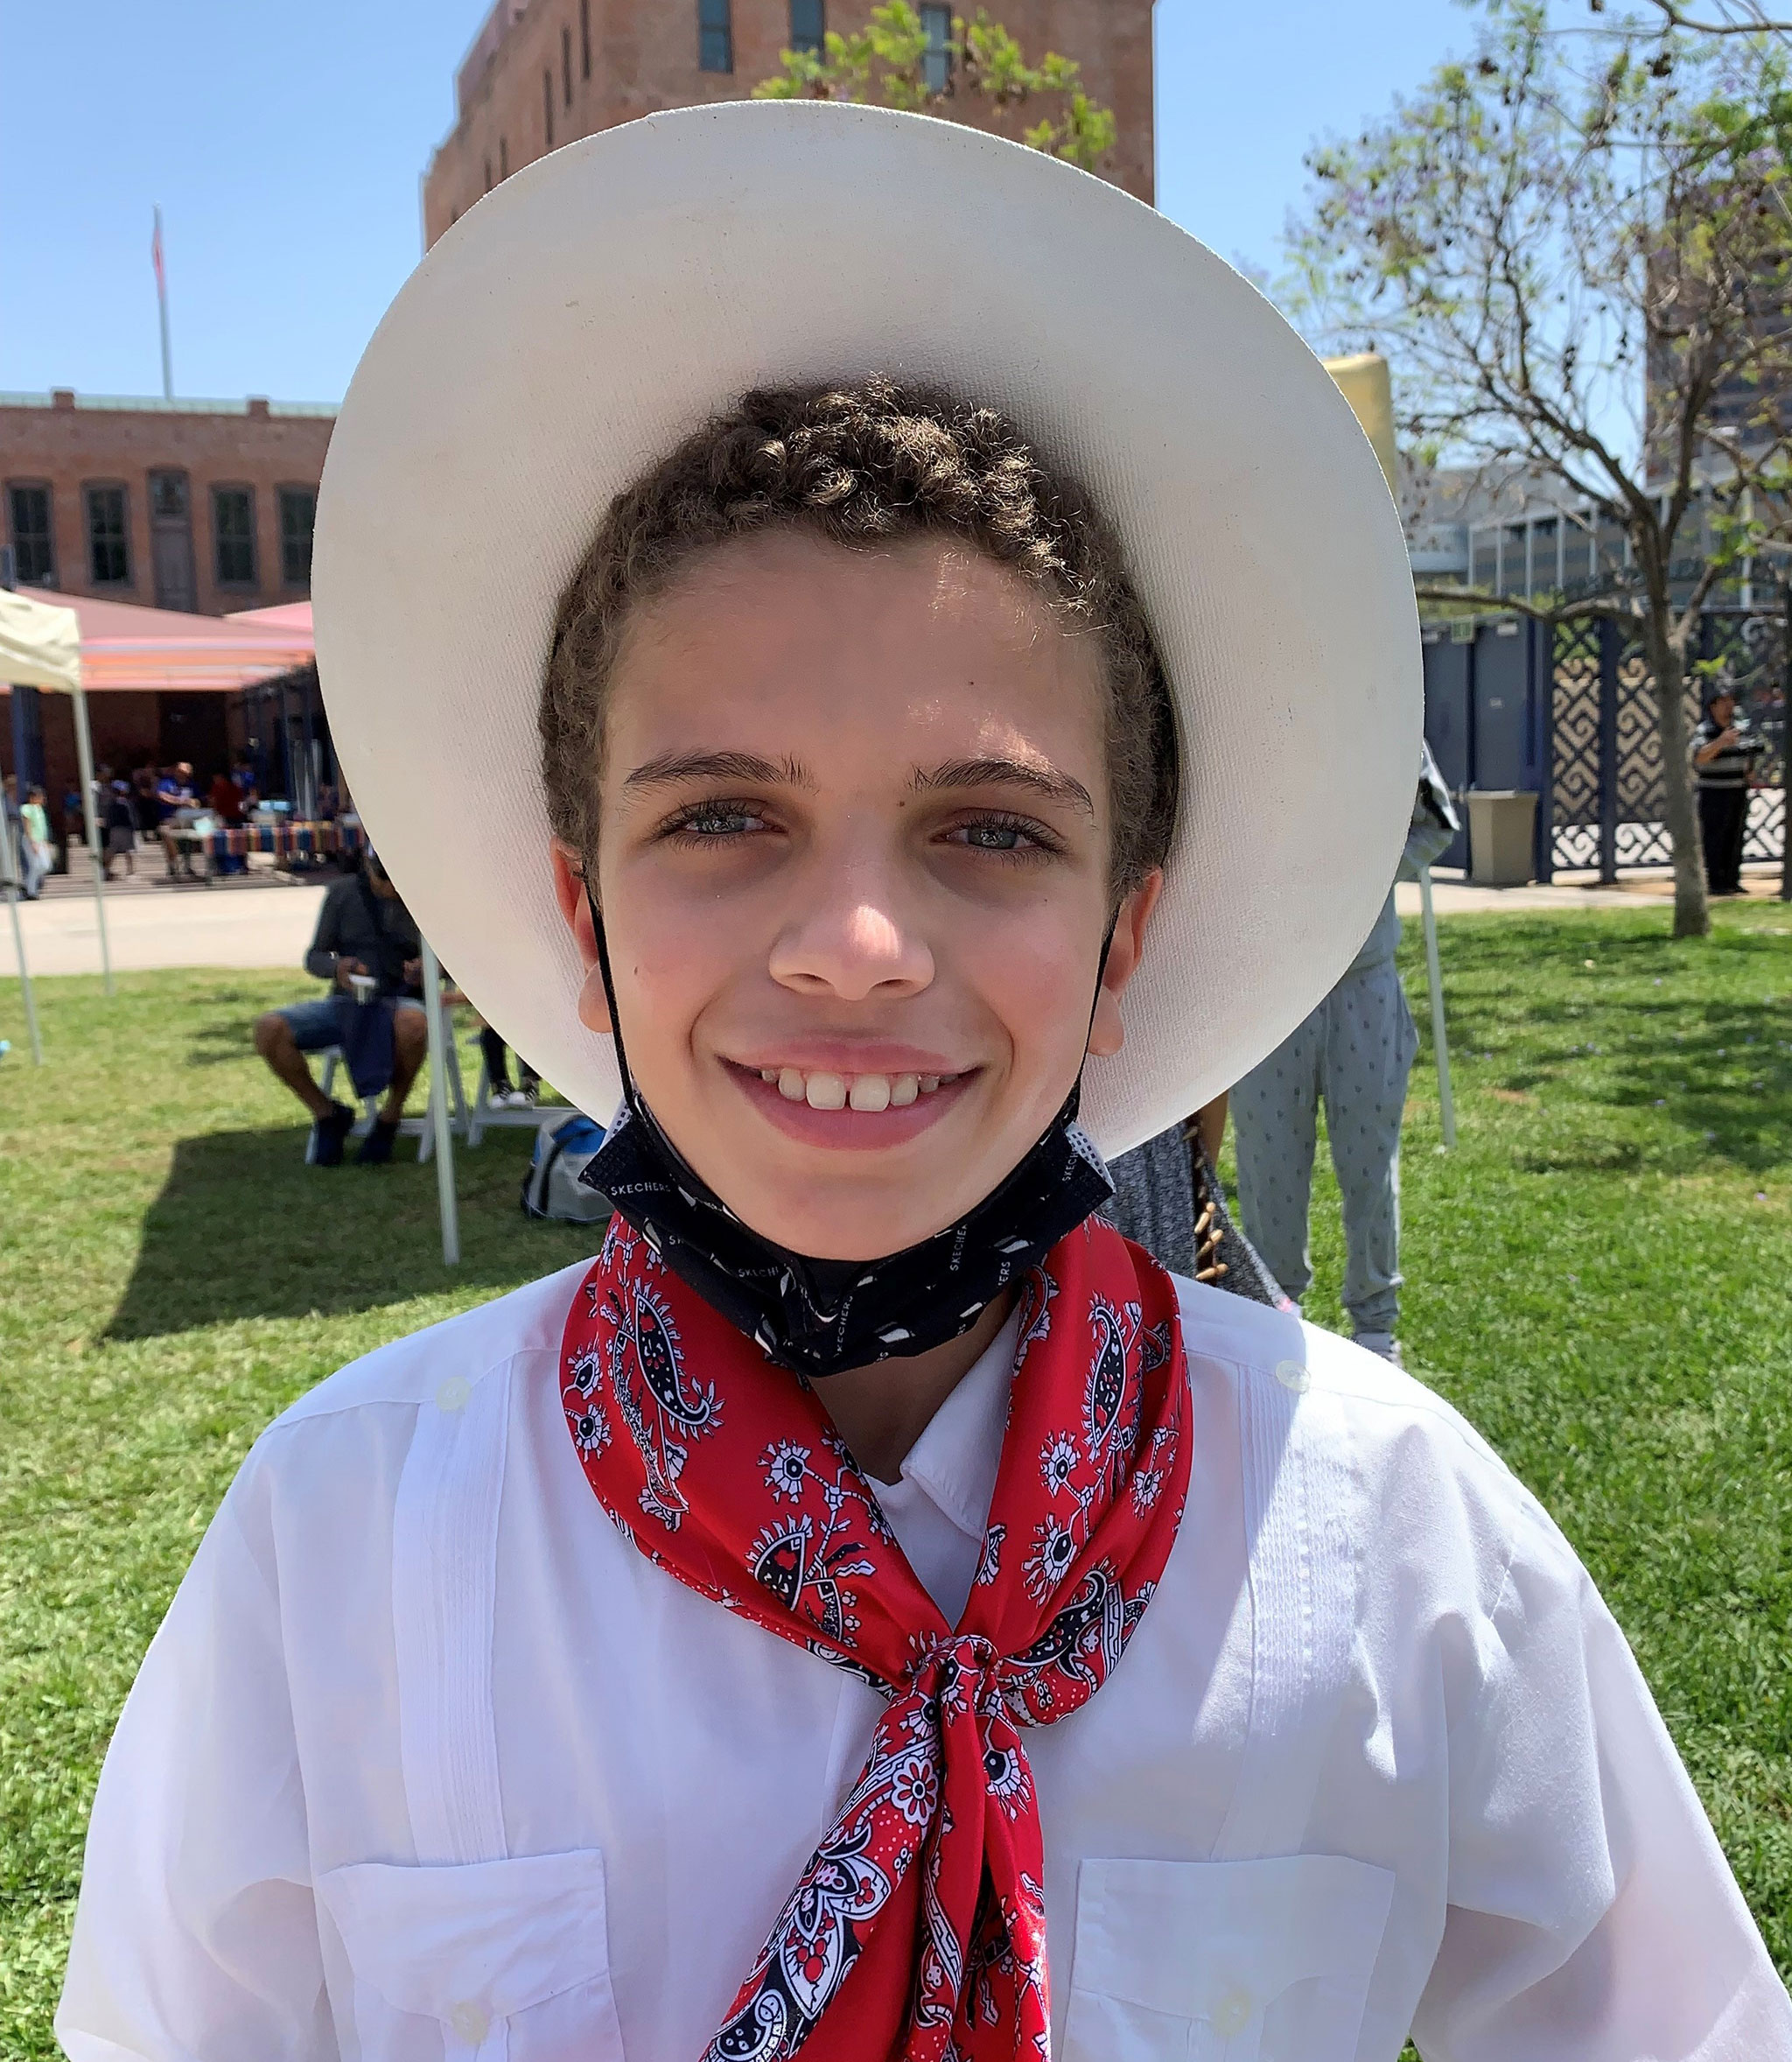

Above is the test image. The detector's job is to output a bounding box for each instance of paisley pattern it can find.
[562,1214,1190,2062]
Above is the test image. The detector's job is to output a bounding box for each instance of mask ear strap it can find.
[584,878,648,1123]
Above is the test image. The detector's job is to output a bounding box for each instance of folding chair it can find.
[311,1031,468,1163]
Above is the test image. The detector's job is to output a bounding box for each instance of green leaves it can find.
[752,4,1117,172]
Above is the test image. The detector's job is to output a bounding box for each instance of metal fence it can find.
[1546,608,1786,881]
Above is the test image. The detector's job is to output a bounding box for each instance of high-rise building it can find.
[422,0,1156,247]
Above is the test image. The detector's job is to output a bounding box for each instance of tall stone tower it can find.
[423,0,1156,248]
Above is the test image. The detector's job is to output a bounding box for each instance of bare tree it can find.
[753,3,1116,172]
[1621,0,1792,36]
[1283,0,1792,933]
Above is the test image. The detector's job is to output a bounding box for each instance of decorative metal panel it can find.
[1549,606,1787,876]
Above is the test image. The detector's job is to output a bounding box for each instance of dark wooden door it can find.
[148,469,197,613]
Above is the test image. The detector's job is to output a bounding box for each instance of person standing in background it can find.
[1230,742,1458,1364]
[20,784,52,899]
[103,779,140,880]
[1690,685,1766,897]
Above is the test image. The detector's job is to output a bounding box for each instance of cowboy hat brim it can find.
[313,100,1419,1159]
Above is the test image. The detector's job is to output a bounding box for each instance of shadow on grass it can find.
[106,1124,594,1340]
[181,992,317,1068]
[1418,918,1792,1177]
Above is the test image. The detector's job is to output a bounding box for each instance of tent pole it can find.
[421,938,460,1266]
[1418,863,1456,1149]
[0,801,44,1065]
[69,683,113,996]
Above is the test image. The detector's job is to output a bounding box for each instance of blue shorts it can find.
[276,995,424,1051]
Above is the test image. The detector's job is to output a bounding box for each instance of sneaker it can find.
[516,1082,540,1106]
[306,1102,357,1167]
[1353,1331,1403,1366]
[356,1115,401,1165]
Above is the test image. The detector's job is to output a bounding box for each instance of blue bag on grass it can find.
[521,1111,612,1224]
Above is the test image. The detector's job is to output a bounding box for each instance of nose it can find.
[767,844,934,1002]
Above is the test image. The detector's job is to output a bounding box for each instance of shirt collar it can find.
[891,1305,1021,1543]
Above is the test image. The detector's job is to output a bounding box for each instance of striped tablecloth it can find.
[172,818,368,861]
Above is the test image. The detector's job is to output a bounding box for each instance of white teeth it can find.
[760,1066,957,1109]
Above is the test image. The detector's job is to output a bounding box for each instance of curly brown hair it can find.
[540,379,1180,899]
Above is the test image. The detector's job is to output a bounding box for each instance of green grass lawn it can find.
[2,906,1789,2051]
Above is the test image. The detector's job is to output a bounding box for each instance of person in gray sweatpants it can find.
[1230,743,1458,1363]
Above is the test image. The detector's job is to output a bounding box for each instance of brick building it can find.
[2,393,334,816]
[423,0,1155,245]
[0,390,334,617]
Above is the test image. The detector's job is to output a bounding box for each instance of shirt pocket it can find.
[1061,1855,1396,2062]
[315,1848,625,2062]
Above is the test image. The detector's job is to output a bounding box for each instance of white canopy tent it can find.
[0,590,112,1053]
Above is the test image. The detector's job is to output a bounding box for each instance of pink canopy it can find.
[57,593,314,692]
[228,600,314,635]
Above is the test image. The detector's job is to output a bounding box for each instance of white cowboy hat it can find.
[313,100,1418,1160]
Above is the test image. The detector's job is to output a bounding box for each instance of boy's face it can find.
[553,529,1159,1262]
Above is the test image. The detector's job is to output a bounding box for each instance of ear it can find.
[1087,869,1163,1061]
[550,838,613,1035]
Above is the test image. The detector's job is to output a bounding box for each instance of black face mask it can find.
[577,890,1116,1381]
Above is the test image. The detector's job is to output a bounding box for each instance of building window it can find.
[790,0,824,53]
[563,24,573,105]
[920,3,951,91]
[213,485,257,587]
[7,482,54,586]
[580,0,592,78]
[278,487,316,586]
[85,484,130,586]
[699,0,732,73]
[544,69,555,148]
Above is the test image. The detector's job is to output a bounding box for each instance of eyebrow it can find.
[620,749,817,794]
[911,757,1097,817]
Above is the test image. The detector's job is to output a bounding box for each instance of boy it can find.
[60,104,1788,2061]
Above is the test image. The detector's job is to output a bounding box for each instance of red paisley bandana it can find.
[560,1213,1191,2062]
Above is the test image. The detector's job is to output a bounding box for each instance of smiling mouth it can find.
[751,1066,966,1113]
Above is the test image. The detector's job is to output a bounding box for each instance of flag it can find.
[151,209,165,298]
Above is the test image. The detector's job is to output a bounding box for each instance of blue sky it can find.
[0,0,1470,404]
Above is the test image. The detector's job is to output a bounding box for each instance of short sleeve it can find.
[56,1467,334,2062]
[1411,1505,1792,2059]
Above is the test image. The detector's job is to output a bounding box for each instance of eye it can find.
[942,812,1061,859]
[662,800,770,841]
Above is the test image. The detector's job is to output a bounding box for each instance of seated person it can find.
[206,767,249,875]
[206,768,247,824]
[477,1021,541,1106]
[251,851,429,1165]
[155,762,200,878]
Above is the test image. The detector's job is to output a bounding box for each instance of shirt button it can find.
[1211,1985,1254,2037]
[448,1998,490,2045]
[436,1375,472,1413]
[1274,1358,1311,1393]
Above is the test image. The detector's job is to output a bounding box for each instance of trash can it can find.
[1465,789,1538,887]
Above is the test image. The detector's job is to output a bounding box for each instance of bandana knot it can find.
[562,1214,1190,2061]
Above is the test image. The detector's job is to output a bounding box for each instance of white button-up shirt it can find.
[58,1262,1792,2060]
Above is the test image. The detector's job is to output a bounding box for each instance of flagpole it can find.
[153,206,173,401]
